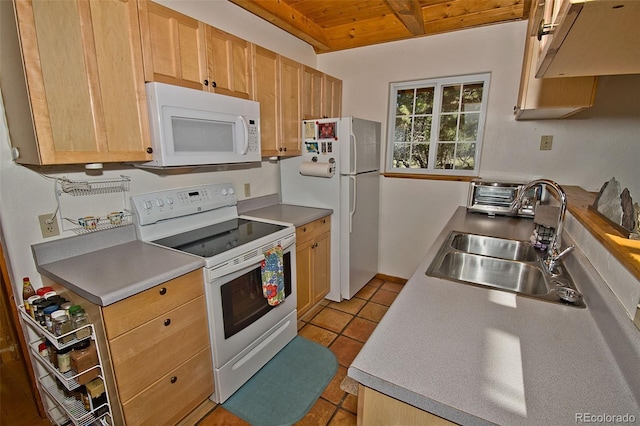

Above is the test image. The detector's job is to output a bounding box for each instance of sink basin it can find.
[449,233,539,261]
[435,252,547,294]
[426,231,585,308]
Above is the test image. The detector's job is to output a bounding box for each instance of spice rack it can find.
[18,305,112,426]
[53,175,132,235]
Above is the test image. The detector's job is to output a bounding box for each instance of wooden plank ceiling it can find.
[229,0,531,54]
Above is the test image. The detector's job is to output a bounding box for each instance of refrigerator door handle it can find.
[349,175,356,233]
[350,132,357,175]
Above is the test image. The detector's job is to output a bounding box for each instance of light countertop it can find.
[348,207,640,425]
[242,203,333,227]
[32,225,204,306]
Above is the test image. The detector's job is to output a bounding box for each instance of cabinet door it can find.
[279,57,302,156]
[302,66,323,120]
[514,0,596,120]
[322,74,343,119]
[138,0,205,90]
[206,26,253,99]
[296,240,314,317]
[252,45,280,157]
[11,0,152,164]
[312,230,331,304]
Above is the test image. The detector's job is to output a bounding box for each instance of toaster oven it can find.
[467,179,543,217]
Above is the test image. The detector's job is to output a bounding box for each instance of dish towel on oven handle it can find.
[261,245,285,306]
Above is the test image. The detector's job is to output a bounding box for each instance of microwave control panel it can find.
[247,120,259,154]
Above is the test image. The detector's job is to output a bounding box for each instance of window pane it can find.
[412,116,431,142]
[396,89,414,115]
[459,113,479,141]
[441,85,461,113]
[439,114,458,141]
[411,143,429,168]
[455,143,476,170]
[436,143,455,169]
[415,87,434,114]
[462,83,483,112]
[393,143,411,168]
[394,116,411,142]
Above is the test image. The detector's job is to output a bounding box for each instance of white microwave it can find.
[142,82,261,167]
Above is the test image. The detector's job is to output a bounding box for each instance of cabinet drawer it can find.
[121,347,213,426]
[109,295,209,402]
[296,215,331,244]
[102,269,203,339]
[296,223,314,245]
[314,215,331,235]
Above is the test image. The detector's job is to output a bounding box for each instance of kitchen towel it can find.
[261,245,285,306]
[299,161,334,178]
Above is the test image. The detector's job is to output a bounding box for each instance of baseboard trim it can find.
[375,273,407,284]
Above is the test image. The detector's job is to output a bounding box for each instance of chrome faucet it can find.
[513,179,574,274]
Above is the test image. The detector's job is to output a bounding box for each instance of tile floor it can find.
[198,277,404,426]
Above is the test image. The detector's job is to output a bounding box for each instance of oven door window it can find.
[220,252,292,339]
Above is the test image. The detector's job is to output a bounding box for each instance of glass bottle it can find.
[22,277,35,314]
[72,308,91,340]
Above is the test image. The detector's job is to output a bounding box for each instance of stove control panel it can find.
[131,183,238,226]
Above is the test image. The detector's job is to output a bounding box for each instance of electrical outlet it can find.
[244,183,251,197]
[38,214,60,238]
[540,135,553,150]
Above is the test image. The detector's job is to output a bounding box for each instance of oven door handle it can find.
[208,254,266,281]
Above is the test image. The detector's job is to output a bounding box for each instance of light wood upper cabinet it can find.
[139,1,253,99]
[535,0,640,78]
[1,0,152,165]
[302,66,323,120]
[205,26,253,99]
[514,0,597,120]
[303,67,343,120]
[279,57,303,156]
[252,47,302,157]
[322,74,343,119]
[252,45,280,157]
[138,0,205,90]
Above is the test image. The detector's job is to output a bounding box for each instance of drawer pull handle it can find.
[303,227,307,232]
[171,376,177,384]
[164,318,171,326]
[322,219,326,223]
[159,287,167,295]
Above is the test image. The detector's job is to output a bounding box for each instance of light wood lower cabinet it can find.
[296,216,331,317]
[100,269,213,426]
[358,385,455,426]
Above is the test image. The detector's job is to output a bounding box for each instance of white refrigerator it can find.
[280,117,381,301]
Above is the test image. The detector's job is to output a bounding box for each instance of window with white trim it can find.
[386,73,490,176]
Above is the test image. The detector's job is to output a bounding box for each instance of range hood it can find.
[535,0,640,78]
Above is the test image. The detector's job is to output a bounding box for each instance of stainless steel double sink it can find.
[426,232,585,307]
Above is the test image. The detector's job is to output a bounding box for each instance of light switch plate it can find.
[244,183,251,197]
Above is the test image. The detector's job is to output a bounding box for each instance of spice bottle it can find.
[22,277,35,313]
[54,314,74,344]
[57,346,72,373]
[71,307,91,339]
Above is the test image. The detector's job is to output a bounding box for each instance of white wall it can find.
[0,0,312,298]
[318,21,640,278]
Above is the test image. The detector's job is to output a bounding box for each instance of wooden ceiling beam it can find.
[228,0,331,51]
[385,0,425,35]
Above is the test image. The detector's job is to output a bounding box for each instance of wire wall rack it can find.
[53,175,132,234]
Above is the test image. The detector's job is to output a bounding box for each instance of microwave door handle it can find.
[238,115,250,155]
